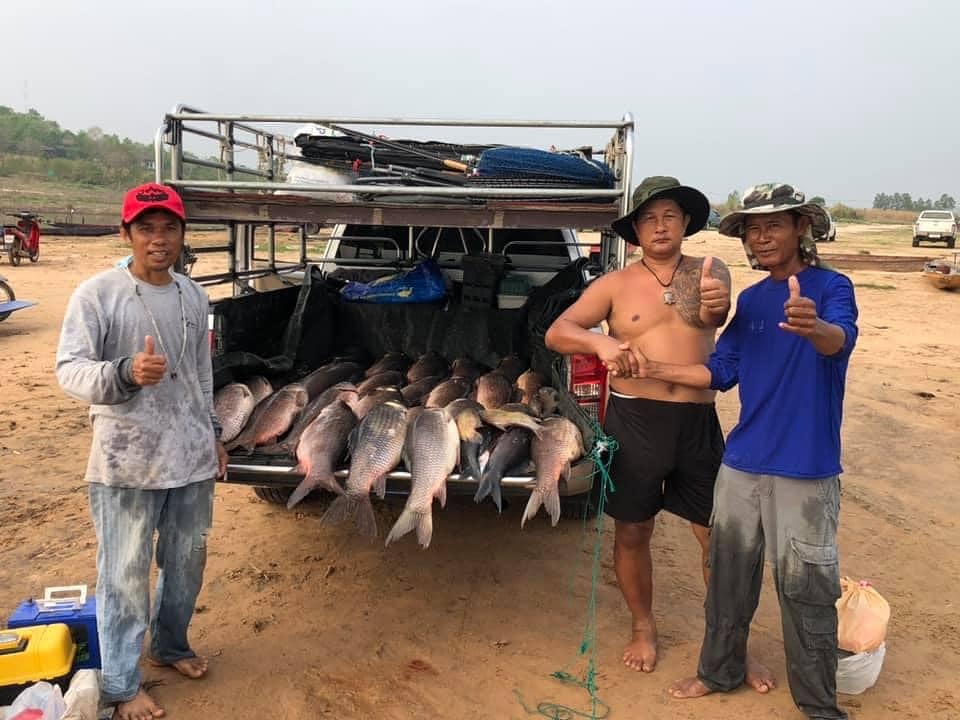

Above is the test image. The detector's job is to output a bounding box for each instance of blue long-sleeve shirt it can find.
[707,266,859,479]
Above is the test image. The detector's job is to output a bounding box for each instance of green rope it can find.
[515,418,618,720]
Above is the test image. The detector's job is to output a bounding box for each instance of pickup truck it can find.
[913,210,957,248]
[153,107,635,518]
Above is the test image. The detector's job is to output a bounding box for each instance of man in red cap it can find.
[56,183,227,720]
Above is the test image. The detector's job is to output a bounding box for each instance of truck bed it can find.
[214,263,599,500]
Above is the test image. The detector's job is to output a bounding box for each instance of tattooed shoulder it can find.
[669,257,702,326]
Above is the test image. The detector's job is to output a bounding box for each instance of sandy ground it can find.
[1,225,958,720]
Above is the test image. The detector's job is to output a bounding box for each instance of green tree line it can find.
[873,192,956,211]
[0,106,218,186]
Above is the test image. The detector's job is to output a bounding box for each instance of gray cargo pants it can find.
[697,464,847,720]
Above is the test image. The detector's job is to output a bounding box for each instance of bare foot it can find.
[622,621,658,672]
[669,676,713,699]
[148,654,209,679]
[114,688,165,720]
[745,654,776,694]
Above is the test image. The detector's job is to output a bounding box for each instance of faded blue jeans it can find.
[88,479,214,704]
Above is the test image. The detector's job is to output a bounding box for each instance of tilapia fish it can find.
[424,376,472,408]
[352,386,404,421]
[226,383,308,453]
[244,375,274,404]
[406,351,449,384]
[287,400,357,508]
[386,407,459,548]
[475,427,532,512]
[321,401,410,538]
[365,351,411,378]
[400,375,445,407]
[258,382,357,455]
[450,356,487,383]
[516,370,546,405]
[301,361,364,400]
[480,407,543,438]
[214,383,258,443]
[495,354,527,383]
[521,417,585,528]
[476,371,513,410]
[357,370,406,397]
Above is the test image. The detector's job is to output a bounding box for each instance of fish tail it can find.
[287,471,343,510]
[544,488,561,527]
[474,470,503,513]
[521,489,544,529]
[385,508,430,547]
[321,494,378,538]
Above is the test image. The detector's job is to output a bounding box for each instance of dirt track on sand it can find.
[1,227,958,719]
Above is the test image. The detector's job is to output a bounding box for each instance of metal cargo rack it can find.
[154,106,635,286]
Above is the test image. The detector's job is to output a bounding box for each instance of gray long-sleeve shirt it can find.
[56,267,220,489]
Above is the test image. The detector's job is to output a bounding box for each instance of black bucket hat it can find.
[612,175,711,245]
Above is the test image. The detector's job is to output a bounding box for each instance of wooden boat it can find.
[922,255,960,290]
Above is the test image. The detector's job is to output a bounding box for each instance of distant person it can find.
[56,183,227,720]
[618,183,857,719]
[546,176,772,689]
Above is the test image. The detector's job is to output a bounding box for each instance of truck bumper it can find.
[222,457,597,497]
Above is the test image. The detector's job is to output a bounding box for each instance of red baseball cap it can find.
[121,183,187,224]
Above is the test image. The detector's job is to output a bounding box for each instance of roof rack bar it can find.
[170,180,621,199]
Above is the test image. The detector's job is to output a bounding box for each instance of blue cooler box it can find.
[7,585,100,670]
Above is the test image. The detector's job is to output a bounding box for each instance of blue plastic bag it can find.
[341,259,446,304]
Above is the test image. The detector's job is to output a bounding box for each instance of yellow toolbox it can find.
[0,623,76,705]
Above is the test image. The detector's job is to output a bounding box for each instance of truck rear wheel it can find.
[253,486,294,505]
[948,238,956,249]
[912,237,920,247]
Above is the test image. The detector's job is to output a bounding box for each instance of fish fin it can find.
[521,489,544,529]
[416,512,434,548]
[320,494,354,527]
[321,494,377,538]
[435,481,448,509]
[355,495,378,539]
[373,474,387,500]
[474,470,502,513]
[286,474,318,509]
[545,487,561,527]
[385,508,419,547]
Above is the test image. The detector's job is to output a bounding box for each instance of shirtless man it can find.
[545,176,772,692]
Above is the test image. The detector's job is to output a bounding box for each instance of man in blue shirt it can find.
[609,183,857,720]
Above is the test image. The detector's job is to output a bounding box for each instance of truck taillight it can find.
[569,354,608,424]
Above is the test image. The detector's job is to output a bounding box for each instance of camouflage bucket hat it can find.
[719,183,831,270]
[612,175,710,245]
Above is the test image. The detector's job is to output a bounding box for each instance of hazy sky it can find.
[3,0,958,207]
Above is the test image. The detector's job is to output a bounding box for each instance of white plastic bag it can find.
[837,642,886,695]
[62,670,101,720]
[7,681,67,720]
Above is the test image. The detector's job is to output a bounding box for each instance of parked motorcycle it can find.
[2,212,42,265]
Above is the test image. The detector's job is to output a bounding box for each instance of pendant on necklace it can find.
[663,290,676,305]
[170,372,178,380]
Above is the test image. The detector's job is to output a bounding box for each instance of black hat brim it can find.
[611,186,710,245]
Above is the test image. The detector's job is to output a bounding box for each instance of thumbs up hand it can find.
[699,256,731,322]
[132,334,168,386]
[779,275,819,336]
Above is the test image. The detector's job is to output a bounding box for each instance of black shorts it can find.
[601,394,724,527]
